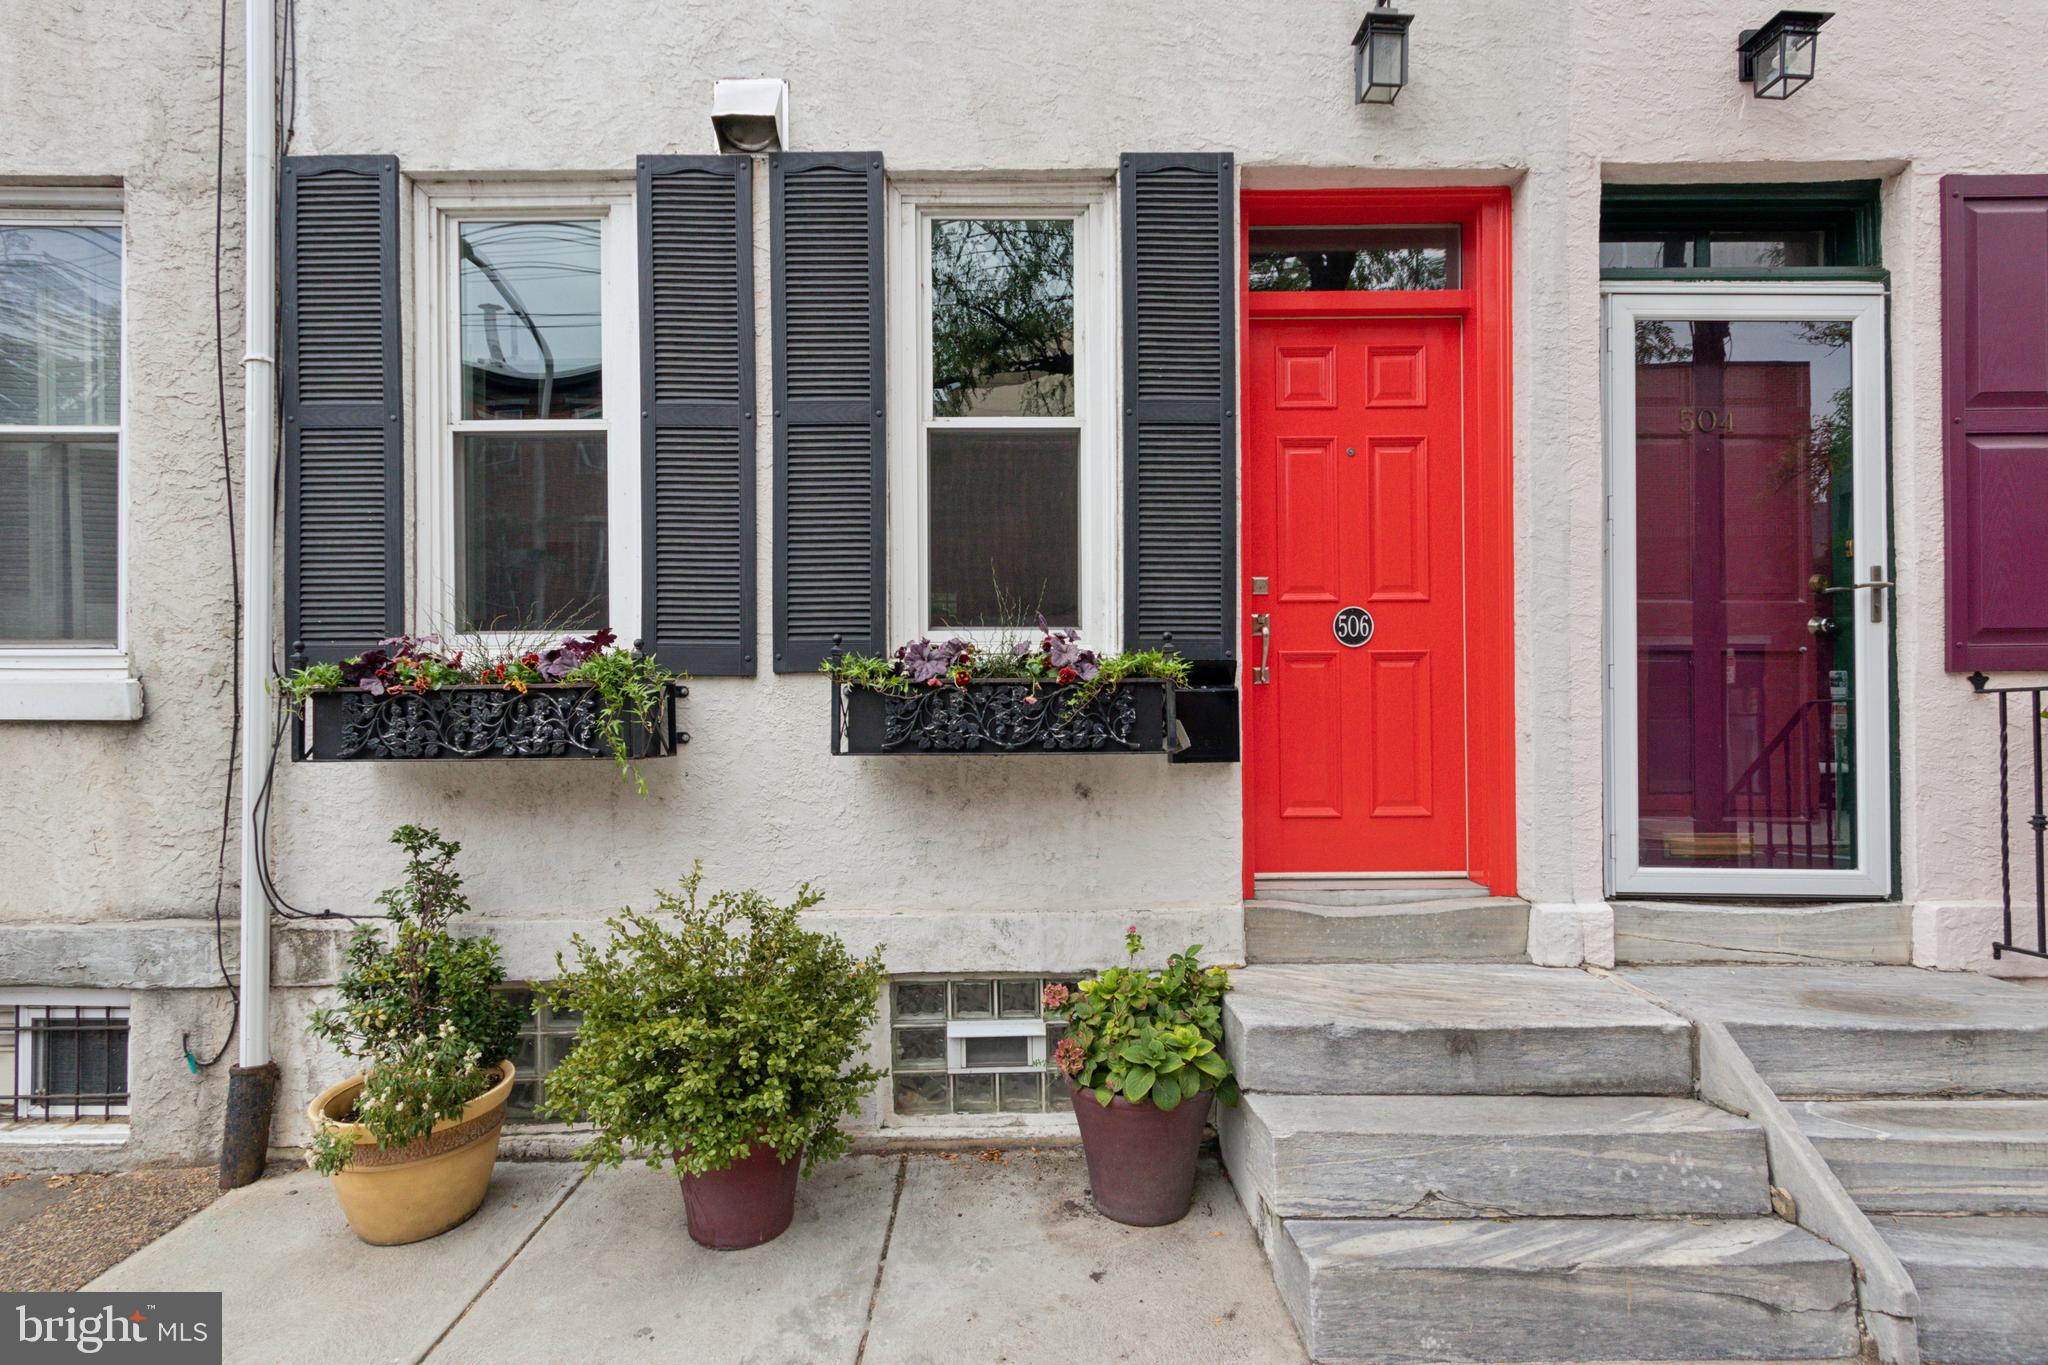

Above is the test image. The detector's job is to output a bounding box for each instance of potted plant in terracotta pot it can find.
[540,866,886,1250]
[1048,930,1238,1226]
[306,825,524,1245]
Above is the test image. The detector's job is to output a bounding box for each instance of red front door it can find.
[1244,314,1469,874]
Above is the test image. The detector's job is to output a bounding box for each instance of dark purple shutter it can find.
[1944,174,2048,672]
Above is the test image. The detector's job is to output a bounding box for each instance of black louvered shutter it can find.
[770,151,885,673]
[281,155,403,664]
[1120,153,1236,662]
[639,155,755,675]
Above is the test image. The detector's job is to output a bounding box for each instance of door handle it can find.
[1808,567,1896,623]
[1251,613,1271,684]
[1806,616,1838,637]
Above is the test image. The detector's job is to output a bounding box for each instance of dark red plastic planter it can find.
[1067,1079,1212,1226]
[677,1143,803,1250]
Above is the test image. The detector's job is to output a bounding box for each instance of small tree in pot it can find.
[306,825,524,1245]
[1048,930,1238,1226]
[540,867,886,1249]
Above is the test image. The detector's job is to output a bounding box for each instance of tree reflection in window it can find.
[930,219,1074,418]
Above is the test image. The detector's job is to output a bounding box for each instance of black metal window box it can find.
[831,679,1176,756]
[293,684,687,763]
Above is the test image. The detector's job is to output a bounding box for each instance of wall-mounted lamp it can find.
[1352,1,1413,105]
[711,77,789,153]
[1738,10,1833,100]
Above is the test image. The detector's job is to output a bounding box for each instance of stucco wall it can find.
[6,0,2048,1165]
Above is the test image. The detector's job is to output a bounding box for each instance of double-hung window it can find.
[888,183,1117,646]
[416,183,639,641]
[0,193,135,721]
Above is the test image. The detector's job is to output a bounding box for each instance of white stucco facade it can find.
[4,0,2047,1166]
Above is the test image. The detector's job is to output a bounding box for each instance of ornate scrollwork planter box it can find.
[295,684,686,763]
[831,679,1176,756]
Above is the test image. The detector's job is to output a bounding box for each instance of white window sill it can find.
[0,1122,130,1147]
[0,665,144,721]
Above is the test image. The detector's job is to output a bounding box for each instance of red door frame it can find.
[1239,187,1516,899]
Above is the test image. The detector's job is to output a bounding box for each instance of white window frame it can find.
[0,188,140,722]
[0,988,132,1123]
[1602,281,1892,898]
[886,180,1120,650]
[411,179,641,648]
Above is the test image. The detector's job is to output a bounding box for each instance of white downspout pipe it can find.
[223,0,278,1188]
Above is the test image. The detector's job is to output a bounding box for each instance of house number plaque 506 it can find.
[1333,606,1375,647]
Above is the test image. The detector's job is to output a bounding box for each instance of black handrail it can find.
[1969,673,2048,962]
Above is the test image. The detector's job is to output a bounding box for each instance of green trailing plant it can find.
[277,628,681,789]
[1046,930,1238,1113]
[306,826,524,1176]
[539,865,886,1179]
[560,646,674,793]
[821,620,1187,722]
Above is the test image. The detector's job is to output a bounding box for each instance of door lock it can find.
[1251,613,1271,684]
[1806,615,1838,637]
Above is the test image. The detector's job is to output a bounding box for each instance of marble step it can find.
[1613,901,1913,965]
[1276,1216,1859,1364]
[1251,876,1489,907]
[1872,1215,2048,1365]
[1225,964,1693,1096]
[1624,965,2048,1096]
[1245,897,1530,964]
[1790,1098,2048,1213]
[1221,1094,1770,1235]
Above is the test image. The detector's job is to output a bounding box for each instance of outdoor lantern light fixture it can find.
[1353,1,1413,105]
[1738,10,1833,100]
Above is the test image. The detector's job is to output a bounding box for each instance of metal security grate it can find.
[4,1004,130,1121]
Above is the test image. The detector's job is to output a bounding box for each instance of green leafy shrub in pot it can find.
[307,825,524,1175]
[1047,929,1239,1112]
[539,865,887,1178]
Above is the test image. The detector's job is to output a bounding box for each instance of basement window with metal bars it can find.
[889,977,1078,1119]
[2,997,131,1122]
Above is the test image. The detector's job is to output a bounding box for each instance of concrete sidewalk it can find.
[88,1149,1305,1364]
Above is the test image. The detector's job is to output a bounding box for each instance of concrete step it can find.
[1613,901,1913,965]
[1275,1216,1860,1364]
[1245,896,1529,964]
[1221,1094,1770,1234]
[1872,1214,2048,1365]
[1251,876,1488,907]
[1623,965,2048,1096]
[1789,1098,2048,1213]
[1224,964,1694,1096]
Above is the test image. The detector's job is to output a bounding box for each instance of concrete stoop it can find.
[1870,1215,2048,1365]
[1276,1216,1860,1365]
[1219,963,1849,1363]
[1246,897,1531,964]
[1619,965,2048,1365]
[1222,959,2048,1364]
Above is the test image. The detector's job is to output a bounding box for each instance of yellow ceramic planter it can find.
[308,1062,515,1246]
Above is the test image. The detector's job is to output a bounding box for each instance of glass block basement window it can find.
[499,987,579,1121]
[890,978,1077,1118]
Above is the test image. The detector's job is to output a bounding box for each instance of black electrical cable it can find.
[190,0,241,1073]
